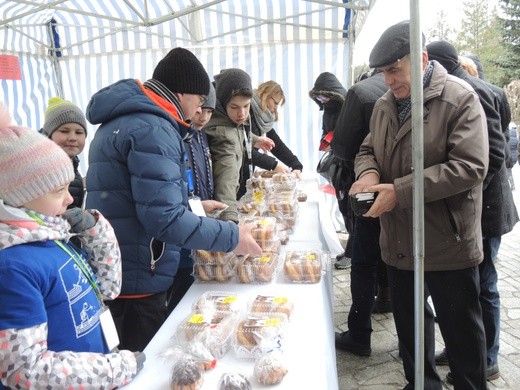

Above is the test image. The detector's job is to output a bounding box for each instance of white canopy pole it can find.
[409,1,425,389]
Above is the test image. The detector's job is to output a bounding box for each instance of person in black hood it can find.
[427,40,519,383]
[309,72,347,139]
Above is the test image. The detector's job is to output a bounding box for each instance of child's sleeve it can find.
[0,323,138,389]
[73,210,122,300]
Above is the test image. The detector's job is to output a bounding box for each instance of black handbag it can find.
[316,150,336,182]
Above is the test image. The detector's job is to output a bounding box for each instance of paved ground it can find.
[333,165,520,389]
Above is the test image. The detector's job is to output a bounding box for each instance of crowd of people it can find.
[0,18,518,390]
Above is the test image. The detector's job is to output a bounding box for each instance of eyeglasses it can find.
[198,95,207,107]
[270,97,282,106]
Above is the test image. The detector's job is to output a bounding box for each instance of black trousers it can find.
[387,265,487,390]
[106,291,168,352]
[166,267,195,315]
[347,216,382,344]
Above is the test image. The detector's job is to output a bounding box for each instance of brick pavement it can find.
[333,165,520,389]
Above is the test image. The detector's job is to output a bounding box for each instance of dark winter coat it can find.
[449,66,518,238]
[69,156,84,208]
[86,79,238,295]
[309,72,347,137]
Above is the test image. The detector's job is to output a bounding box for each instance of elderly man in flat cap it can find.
[349,20,489,389]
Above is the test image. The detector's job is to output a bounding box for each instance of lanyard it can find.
[54,240,104,303]
[242,125,254,178]
[184,151,195,196]
[27,212,104,303]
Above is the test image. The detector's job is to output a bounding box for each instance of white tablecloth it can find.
[123,178,341,390]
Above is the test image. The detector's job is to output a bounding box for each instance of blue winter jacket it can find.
[85,79,239,295]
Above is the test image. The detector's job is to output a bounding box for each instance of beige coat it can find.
[355,63,489,271]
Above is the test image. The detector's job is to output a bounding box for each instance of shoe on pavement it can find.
[372,297,392,313]
[334,255,351,270]
[435,348,449,366]
[446,364,500,384]
[334,331,371,356]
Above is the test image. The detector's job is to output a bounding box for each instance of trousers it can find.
[347,216,382,344]
[480,236,501,366]
[107,291,168,352]
[388,265,487,389]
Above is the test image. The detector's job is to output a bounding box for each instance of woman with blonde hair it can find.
[238,80,303,197]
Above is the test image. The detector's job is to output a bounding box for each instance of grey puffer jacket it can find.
[355,63,489,271]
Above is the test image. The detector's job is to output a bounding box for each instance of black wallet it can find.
[350,192,378,216]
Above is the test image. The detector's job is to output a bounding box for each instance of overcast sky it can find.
[352,0,499,66]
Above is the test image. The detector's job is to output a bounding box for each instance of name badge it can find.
[188,196,206,217]
[99,306,120,351]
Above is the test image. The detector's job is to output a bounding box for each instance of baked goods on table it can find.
[170,355,204,390]
[193,291,241,314]
[283,250,322,283]
[234,314,288,358]
[238,216,279,250]
[249,294,293,319]
[253,352,288,385]
[194,263,234,282]
[193,250,236,265]
[235,253,278,284]
[176,311,237,358]
[217,372,252,390]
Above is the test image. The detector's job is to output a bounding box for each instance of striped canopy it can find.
[0,0,373,175]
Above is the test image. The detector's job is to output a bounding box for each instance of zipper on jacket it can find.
[445,201,462,242]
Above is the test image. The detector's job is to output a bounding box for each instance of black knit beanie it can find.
[153,47,210,95]
[426,41,460,73]
[214,68,253,108]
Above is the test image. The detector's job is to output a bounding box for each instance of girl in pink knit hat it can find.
[0,103,144,389]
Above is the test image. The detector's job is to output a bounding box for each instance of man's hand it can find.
[349,172,380,195]
[201,200,228,215]
[254,136,275,153]
[233,222,262,256]
[363,183,398,218]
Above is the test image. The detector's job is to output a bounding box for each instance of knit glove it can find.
[62,207,97,233]
[134,351,146,375]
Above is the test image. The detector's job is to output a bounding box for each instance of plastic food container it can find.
[235,253,279,284]
[283,250,323,283]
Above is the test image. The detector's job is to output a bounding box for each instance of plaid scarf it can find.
[396,61,434,127]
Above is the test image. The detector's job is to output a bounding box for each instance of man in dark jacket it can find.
[428,40,519,382]
[352,21,489,388]
[86,48,262,351]
[332,70,390,356]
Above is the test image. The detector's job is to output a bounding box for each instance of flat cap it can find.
[369,20,417,69]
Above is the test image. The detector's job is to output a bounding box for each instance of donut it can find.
[237,256,255,284]
[253,353,288,385]
[250,295,293,318]
[236,319,258,347]
[194,249,213,264]
[283,255,303,282]
[214,264,230,282]
[253,254,276,283]
[195,264,214,281]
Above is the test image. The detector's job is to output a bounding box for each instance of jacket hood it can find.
[207,99,250,129]
[309,72,347,109]
[86,79,178,128]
